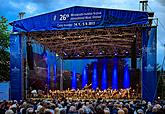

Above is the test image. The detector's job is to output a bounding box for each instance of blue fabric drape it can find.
[142,27,157,102]
[10,34,22,100]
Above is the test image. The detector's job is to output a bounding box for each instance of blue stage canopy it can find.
[12,6,148,32]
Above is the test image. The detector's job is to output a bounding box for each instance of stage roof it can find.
[11,6,148,32]
[11,6,149,59]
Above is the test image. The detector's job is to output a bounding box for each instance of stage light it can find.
[89,52,92,55]
[125,51,129,56]
[133,35,136,38]
[115,53,117,56]
[56,53,59,57]
[99,52,103,55]
[63,52,67,56]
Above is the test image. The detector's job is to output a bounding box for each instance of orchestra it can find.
[29,84,138,100]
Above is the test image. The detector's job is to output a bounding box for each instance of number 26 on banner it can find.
[59,14,69,21]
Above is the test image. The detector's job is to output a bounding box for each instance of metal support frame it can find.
[29,26,143,59]
[24,33,31,99]
[139,0,148,11]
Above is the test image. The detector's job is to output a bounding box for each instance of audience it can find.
[0,98,165,114]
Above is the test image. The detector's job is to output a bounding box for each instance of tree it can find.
[0,16,10,81]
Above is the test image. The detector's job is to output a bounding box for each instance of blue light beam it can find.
[82,67,88,88]
[102,63,107,90]
[123,65,130,89]
[92,62,98,90]
[112,58,118,90]
[72,69,77,90]
[53,63,56,88]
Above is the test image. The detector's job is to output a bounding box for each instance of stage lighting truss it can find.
[28,26,143,59]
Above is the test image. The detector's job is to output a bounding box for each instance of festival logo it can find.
[144,64,154,72]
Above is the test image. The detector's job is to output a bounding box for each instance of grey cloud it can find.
[29,0,53,10]
[158,0,165,6]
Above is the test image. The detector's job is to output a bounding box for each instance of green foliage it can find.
[0,16,10,81]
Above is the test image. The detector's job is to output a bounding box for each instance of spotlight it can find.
[133,35,136,38]
[115,53,117,56]
[63,52,67,56]
[99,52,103,55]
[89,52,92,55]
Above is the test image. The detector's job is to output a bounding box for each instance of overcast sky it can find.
[0,0,165,65]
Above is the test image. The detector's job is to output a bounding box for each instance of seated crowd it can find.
[0,98,165,114]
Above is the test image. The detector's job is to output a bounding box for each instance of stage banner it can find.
[142,27,157,102]
[12,6,148,32]
[10,34,22,100]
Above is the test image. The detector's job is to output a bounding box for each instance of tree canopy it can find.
[0,16,10,81]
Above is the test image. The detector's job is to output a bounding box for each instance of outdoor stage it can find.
[10,6,157,102]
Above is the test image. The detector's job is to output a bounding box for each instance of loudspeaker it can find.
[26,42,34,70]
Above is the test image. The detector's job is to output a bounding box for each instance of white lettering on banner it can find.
[71,12,102,17]
[92,15,102,19]
[57,21,96,28]
[74,22,95,27]
[71,13,84,16]
[57,23,73,27]
[53,15,57,21]
[88,22,95,25]
[11,67,20,72]
[84,12,93,15]
[70,12,102,21]
[142,47,156,55]
[59,14,69,21]
[55,12,102,21]
[144,64,154,72]
[57,24,63,27]
[71,17,85,20]
[64,24,72,27]
[93,12,102,15]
